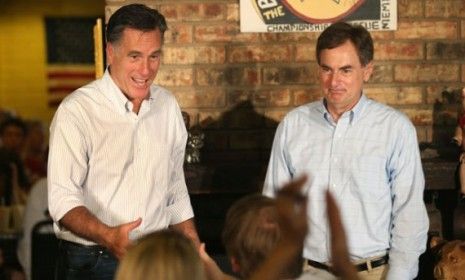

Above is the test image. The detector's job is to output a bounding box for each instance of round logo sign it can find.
[281,0,366,23]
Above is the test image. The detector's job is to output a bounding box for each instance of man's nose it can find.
[139,59,150,75]
[329,72,340,86]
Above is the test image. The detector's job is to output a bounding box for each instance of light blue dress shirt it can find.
[263,94,429,279]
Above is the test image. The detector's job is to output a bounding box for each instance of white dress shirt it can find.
[263,95,429,279]
[48,70,194,245]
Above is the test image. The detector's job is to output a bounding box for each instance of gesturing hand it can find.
[275,175,308,246]
[326,191,358,280]
[105,218,142,259]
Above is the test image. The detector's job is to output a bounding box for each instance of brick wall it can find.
[105,0,465,187]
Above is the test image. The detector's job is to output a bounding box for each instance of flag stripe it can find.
[47,64,95,107]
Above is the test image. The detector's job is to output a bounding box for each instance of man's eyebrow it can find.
[340,65,353,71]
[127,50,141,56]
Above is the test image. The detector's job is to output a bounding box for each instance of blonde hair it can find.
[222,195,280,278]
[115,229,206,280]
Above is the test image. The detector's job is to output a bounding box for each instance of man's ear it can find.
[363,61,374,82]
[106,43,115,65]
[230,256,241,274]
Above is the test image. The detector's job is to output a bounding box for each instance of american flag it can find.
[45,17,101,107]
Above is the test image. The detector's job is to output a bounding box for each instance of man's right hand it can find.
[59,207,142,259]
[103,218,142,259]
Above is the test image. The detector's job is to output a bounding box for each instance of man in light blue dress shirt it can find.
[263,22,429,280]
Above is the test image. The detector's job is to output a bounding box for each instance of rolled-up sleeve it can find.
[48,104,89,224]
[167,105,194,225]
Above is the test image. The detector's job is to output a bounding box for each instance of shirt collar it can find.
[100,68,154,114]
[318,93,368,125]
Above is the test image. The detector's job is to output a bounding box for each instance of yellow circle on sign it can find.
[282,0,365,23]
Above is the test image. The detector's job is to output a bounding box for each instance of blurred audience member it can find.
[16,178,49,280]
[0,118,27,155]
[22,121,47,185]
[200,176,358,280]
[0,117,30,205]
[115,229,206,280]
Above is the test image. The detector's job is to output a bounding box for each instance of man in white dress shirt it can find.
[48,4,200,279]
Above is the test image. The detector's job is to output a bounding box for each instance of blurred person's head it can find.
[222,194,302,278]
[24,121,46,154]
[0,117,27,154]
[115,229,206,280]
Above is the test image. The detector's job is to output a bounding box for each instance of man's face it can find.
[318,40,373,116]
[106,28,162,103]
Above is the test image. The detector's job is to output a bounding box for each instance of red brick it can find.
[364,87,423,105]
[226,3,239,21]
[295,43,316,62]
[394,64,460,83]
[425,0,465,17]
[162,47,196,64]
[263,66,318,85]
[274,32,320,42]
[228,45,292,63]
[370,64,394,83]
[426,85,463,104]
[374,42,423,60]
[194,24,259,43]
[164,24,193,44]
[400,108,433,126]
[155,67,193,86]
[398,0,424,17]
[173,88,226,108]
[163,46,225,64]
[261,33,280,42]
[395,21,458,39]
[254,89,291,107]
[462,64,465,82]
[160,3,225,21]
[415,126,432,143]
[369,31,395,40]
[427,42,465,60]
[462,20,465,39]
[293,88,322,106]
[227,89,292,107]
[196,46,226,64]
[196,67,261,86]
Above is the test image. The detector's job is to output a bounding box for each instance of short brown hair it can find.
[222,195,280,278]
[316,21,373,66]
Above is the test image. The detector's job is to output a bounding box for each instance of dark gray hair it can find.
[105,4,167,44]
